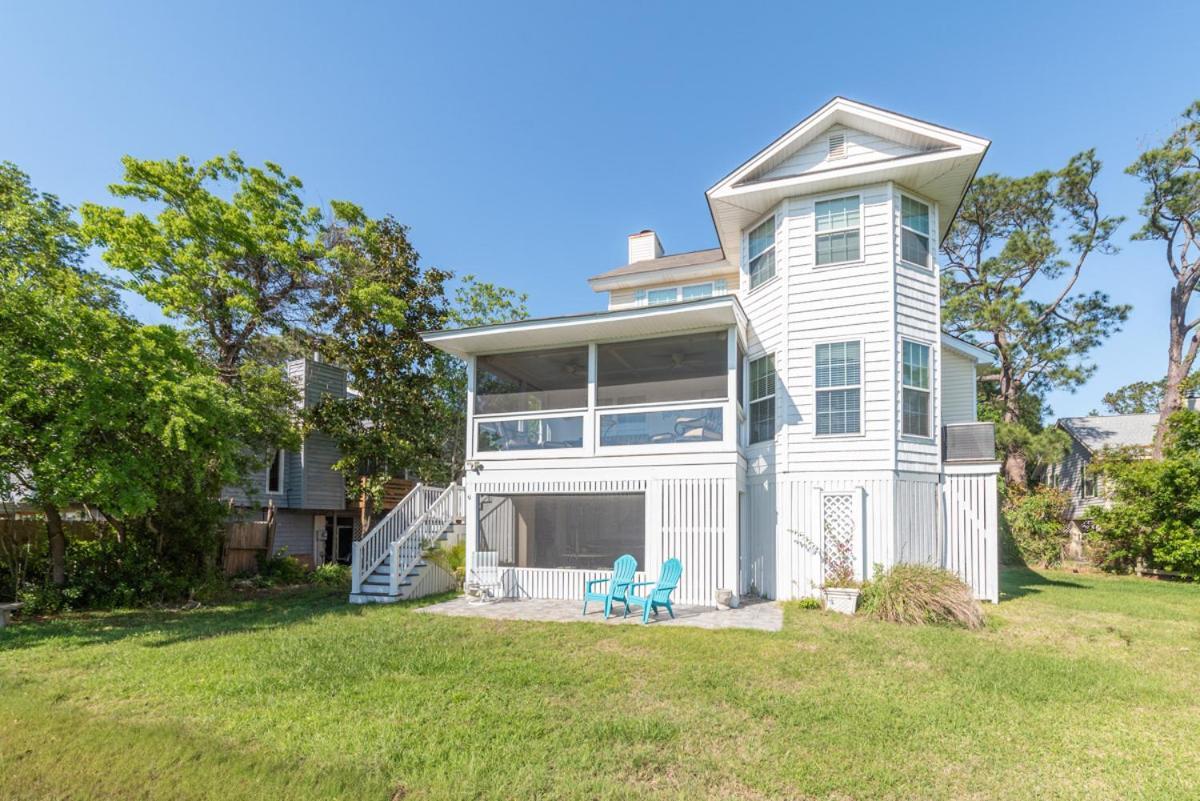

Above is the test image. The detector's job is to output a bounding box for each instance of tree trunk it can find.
[1155,286,1199,457]
[999,368,1028,489]
[44,504,66,588]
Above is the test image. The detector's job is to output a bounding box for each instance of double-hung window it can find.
[901,340,931,437]
[901,195,931,268]
[748,218,776,289]
[748,354,775,444]
[814,196,860,266]
[815,341,861,436]
[266,449,284,494]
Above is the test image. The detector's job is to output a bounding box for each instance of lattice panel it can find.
[821,492,856,582]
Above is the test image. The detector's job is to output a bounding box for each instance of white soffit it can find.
[422,296,747,358]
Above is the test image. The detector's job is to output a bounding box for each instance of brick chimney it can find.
[628,229,664,264]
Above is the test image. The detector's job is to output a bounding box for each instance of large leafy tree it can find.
[1102,374,1199,415]
[305,213,452,518]
[942,152,1128,486]
[1,164,294,588]
[81,152,353,382]
[1127,101,1200,455]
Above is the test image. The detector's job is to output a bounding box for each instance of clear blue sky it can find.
[2,1,1194,417]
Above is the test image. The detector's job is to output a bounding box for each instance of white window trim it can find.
[812,192,864,269]
[746,213,778,292]
[814,339,866,439]
[898,192,933,271]
[900,338,934,440]
[748,352,776,446]
[638,281,719,307]
[265,448,286,495]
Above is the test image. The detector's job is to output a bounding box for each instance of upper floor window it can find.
[815,196,861,266]
[475,346,588,414]
[597,331,727,407]
[1082,472,1099,499]
[266,449,284,494]
[749,354,775,444]
[901,340,931,437]
[645,282,715,306]
[748,218,776,289]
[901,195,931,267]
[815,341,861,436]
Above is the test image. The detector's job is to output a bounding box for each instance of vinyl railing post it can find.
[351,541,362,595]
[389,541,400,596]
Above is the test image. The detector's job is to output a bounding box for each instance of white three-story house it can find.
[351,98,1000,606]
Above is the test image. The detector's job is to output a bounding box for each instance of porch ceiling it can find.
[422,295,748,359]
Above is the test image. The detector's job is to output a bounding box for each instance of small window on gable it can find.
[681,282,714,301]
[748,217,776,289]
[266,449,284,494]
[814,196,861,266]
[901,195,932,268]
[828,132,846,160]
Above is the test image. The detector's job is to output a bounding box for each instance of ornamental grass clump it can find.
[859,563,984,630]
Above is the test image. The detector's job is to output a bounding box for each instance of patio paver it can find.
[416,596,783,631]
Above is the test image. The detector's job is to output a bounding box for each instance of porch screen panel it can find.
[597,331,727,406]
[477,493,645,569]
[475,346,588,414]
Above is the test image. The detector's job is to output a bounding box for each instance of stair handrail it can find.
[352,482,437,593]
[386,483,462,593]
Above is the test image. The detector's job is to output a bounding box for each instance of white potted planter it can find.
[715,589,739,610]
[822,587,861,615]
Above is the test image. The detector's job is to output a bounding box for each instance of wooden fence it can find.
[222,515,276,576]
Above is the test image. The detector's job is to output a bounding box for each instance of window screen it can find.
[815,341,861,435]
[475,346,588,414]
[477,493,645,570]
[597,331,727,406]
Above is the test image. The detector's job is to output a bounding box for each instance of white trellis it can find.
[818,487,866,582]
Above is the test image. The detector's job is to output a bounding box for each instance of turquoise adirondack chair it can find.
[582,554,638,619]
[625,558,682,624]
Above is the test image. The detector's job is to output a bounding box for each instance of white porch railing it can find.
[351,482,464,594]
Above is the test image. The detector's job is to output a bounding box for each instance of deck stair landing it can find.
[349,483,463,604]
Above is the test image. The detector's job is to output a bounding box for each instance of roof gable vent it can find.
[827,132,846,160]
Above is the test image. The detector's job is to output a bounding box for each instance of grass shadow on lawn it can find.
[1000,565,1091,601]
[0,586,451,652]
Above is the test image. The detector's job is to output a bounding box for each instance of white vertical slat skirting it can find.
[938,466,1000,603]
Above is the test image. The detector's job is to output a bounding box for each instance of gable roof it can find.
[706,97,989,269]
[588,247,728,290]
[1057,414,1159,454]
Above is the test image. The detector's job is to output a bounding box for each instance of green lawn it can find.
[2,569,1198,801]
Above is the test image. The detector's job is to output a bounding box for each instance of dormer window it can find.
[900,195,931,268]
[748,218,776,289]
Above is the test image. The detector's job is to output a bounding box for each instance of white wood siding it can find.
[760,125,922,182]
[895,473,939,564]
[941,349,978,424]
[893,187,942,474]
[744,478,776,598]
[783,184,894,471]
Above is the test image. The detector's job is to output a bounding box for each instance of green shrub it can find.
[795,597,822,610]
[859,563,984,630]
[1001,485,1071,567]
[257,552,311,586]
[312,562,350,587]
[1090,411,1200,577]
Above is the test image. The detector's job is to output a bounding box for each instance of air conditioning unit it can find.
[943,422,996,463]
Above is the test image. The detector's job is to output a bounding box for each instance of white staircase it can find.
[349,483,464,604]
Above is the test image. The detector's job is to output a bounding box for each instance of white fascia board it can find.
[587,260,733,292]
[941,333,994,364]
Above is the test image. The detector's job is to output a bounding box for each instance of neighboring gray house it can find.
[222,357,357,567]
[1048,414,1158,557]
